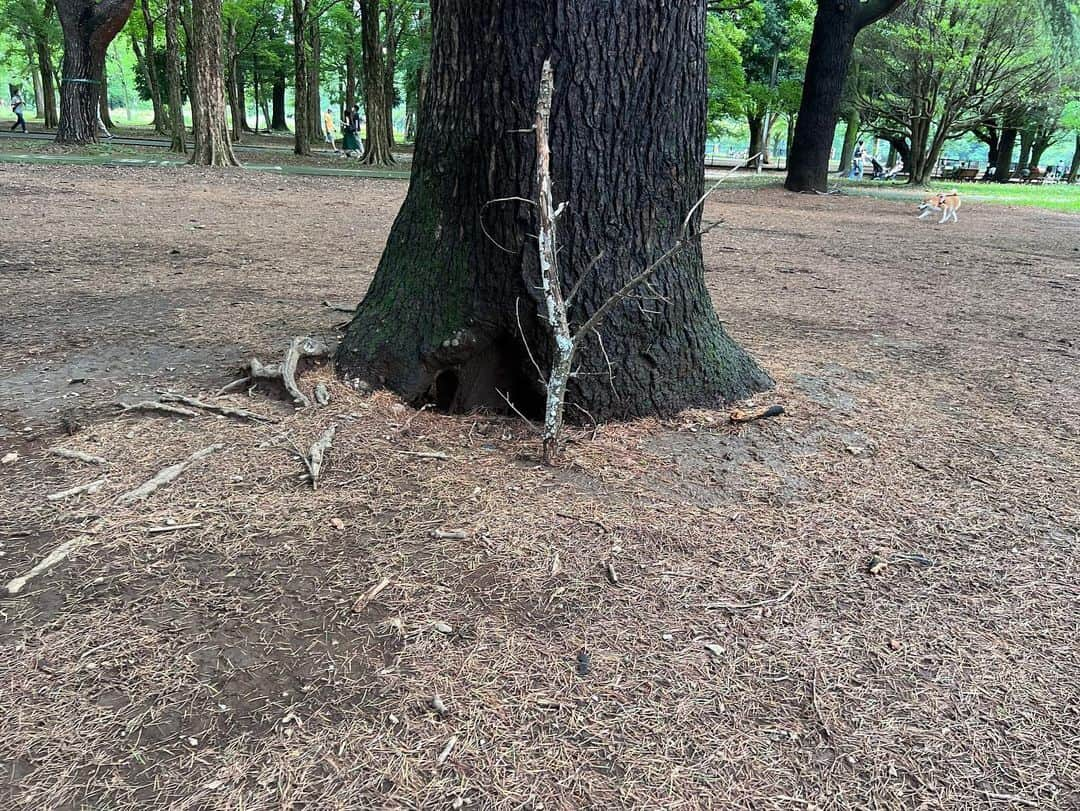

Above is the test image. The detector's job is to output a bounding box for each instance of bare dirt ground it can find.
[1,164,1078,810]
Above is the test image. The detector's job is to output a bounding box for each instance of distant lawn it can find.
[837,177,1080,214]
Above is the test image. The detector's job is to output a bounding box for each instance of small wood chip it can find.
[432,529,468,540]
[430,694,447,715]
[705,643,726,658]
[1,451,18,465]
[146,522,203,535]
[330,517,345,530]
[605,561,619,585]
[436,735,457,766]
[433,621,453,634]
[314,383,331,406]
[352,577,391,612]
[868,554,888,575]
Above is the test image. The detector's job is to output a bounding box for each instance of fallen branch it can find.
[707,584,797,612]
[6,526,101,596]
[50,448,107,465]
[158,392,279,423]
[46,479,106,502]
[321,300,355,314]
[117,444,224,504]
[119,400,200,418]
[299,426,336,489]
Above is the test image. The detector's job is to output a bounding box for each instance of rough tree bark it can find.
[291,0,311,154]
[55,0,133,143]
[837,107,859,175]
[189,0,238,165]
[1068,133,1079,184]
[165,0,185,152]
[358,0,394,165]
[138,0,167,132]
[995,124,1019,183]
[225,18,243,141]
[34,0,60,128]
[98,60,116,129]
[785,0,906,192]
[271,68,287,130]
[307,19,322,142]
[382,0,399,148]
[336,0,769,422]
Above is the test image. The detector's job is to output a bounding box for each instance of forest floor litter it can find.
[1,164,1077,809]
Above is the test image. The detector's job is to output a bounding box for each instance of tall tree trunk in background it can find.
[25,41,45,117]
[337,0,768,421]
[358,0,393,165]
[382,0,398,148]
[746,113,764,166]
[98,60,116,129]
[973,122,1000,168]
[189,0,238,165]
[138,0,166,132]
[271,67,287,130]
[55,0,133,143]
[837,107,859,174]
[995,124,1019,183]
[1068,133,1079,183]
[345,48,357,112]
[291,0,310,154]
[1017,129,1033,172]
[181,0,198,148]
[237,65,250,131]
[225,18,243,141]
[34,0,60,128]
[165,0,186,152]
[307,19,322,141]
[785,0,906,192]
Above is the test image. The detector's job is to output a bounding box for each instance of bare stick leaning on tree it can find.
[523,60,747,464]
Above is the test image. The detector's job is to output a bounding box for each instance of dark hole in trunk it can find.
[423,337,546,421]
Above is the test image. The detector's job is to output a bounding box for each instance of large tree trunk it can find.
[785,0,905,192]
[747,113,764,166]
[98,60,115,129]
[345,48,357,113]
[836,107,859,175]
[34,0,60,128]
[189,0,238,165]
[27,44,46,119]
[1067,133,1079,184]
[383,0,398,148]
[358,0,394,165]
[307,19,322,142]
[1017,129,1034,173]
[55,0,133,143]
[138,0,167,132]
[291,0,310,154]
[995,126,1018,183]
[336,0,769,422]
[271,68,287,130]
[165,0,186,152]
[225,18,243,142]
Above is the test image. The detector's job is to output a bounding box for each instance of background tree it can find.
[165,0,186,151]
[337,0,769,422]
[53,0,132,142]
[189,0,238,164]
[784,0,905,192]
[356,0,394,164]
[0,0,61,127]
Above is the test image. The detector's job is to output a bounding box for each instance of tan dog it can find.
[917,190,961,224]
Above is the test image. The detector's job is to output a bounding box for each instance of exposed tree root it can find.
[119,401,200,418]
[299,426,336,490]
[158,392,278,423]
[46,479,107,502]
[50,448,108,465]
[230,337,330,408]
[117,444,224,505]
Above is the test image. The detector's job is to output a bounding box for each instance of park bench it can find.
[1021,166,1045,184]
[955,168,979,182]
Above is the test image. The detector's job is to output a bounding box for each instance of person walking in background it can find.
[9,90,27,133]
[342,105,362,157]
[323,107,341,154]
[849,140,865,180]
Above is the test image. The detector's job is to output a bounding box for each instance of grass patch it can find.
[837,177,1080,214]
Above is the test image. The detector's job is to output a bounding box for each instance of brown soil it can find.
[1,163,1078,810]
